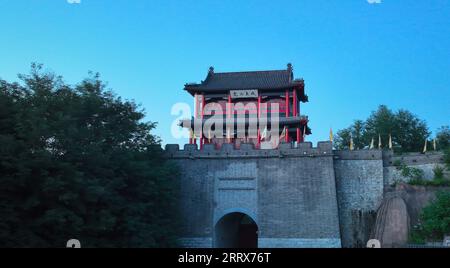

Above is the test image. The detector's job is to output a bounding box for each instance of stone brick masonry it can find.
[165,142,444,248]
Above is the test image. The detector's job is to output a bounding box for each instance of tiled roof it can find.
[184,64,304,94]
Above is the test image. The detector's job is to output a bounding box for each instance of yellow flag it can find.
[389,134,393,150]
[423,140,427,153]
[261,126,268,140]
[378,134,382,149]
[350,134,354,151]
[329,128,333,143]
[369,138,374,150]
[190,128,197,139]
[280,126,287,141]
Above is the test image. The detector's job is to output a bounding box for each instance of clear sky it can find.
[0,0,449,146]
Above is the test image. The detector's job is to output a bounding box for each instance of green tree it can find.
[444,148,450,170]
[0,64,179,247]
[436,126,450,150]
[334,120,365,150]
[363,105,397,149]
[334,105,430,153]
[411,191,450,242]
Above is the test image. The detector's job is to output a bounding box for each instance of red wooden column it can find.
[200,94,205,150]
[227,94,232,144]
[193,94,199,145]
[285,90,290,142]
[294,89,300,144]
[293,89,297,116]
[194,94,199,118]
[257,95,262,149]
[228,94,232,118]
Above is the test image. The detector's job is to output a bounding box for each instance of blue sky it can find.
[0,0,449,146]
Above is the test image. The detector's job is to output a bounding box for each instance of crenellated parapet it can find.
[382,151,445,167]
[165,143,446,165]
[165,141,333,159]
[333,150,383,160]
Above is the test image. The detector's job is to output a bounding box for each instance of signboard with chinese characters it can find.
[230,89,258,99]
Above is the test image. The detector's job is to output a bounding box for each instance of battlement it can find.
[382,151,445,166]
[333,150,383,160]
[165,143,446,165]
[164,141,333,159]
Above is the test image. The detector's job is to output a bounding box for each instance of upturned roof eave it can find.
[184,82,305,95]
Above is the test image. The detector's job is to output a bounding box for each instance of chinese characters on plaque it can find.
[230,89,258,99]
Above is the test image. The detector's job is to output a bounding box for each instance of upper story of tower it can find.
[180,64,311,148]
[183,63,308,120]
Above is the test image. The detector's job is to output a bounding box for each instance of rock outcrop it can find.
[371,192,410,248]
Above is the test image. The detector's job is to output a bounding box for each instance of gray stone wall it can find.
[167,142,341,248]
[257,150,341,246]
[178,238,213,248]
[258,238,341,248]
[333,150,384,248]
[165,143,446,248]
[382,151,445,186]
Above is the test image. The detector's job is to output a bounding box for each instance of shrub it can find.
[409,224,426,244]
[433,165,445,180]
[408,178,426,186]
[400,164,450,186]
[421,191,450,240]
[393,159,403,167]
[396,164,425,183]
[402,166,424,181]
[409,191,450,243]
[445,148,450,170]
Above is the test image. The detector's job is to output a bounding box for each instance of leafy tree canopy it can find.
[334,105,431,153]
[410,191,450,243]
[436,126,450,151]
[0,64,179,247]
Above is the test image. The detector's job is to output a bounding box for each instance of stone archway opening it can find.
[214,212,258,248]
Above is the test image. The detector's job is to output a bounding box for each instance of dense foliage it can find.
[334,105,431,153]
[410,191,450,244]
[0,64,179,247]
[445,148,450,170]
[436,126,450,151]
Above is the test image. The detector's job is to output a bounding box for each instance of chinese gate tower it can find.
[181,63,311,149]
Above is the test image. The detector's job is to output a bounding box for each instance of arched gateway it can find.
[214,212,258,248]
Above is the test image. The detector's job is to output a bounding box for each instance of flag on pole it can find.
[280,126,287,141]
[261,126,268,141]
[433,139,437,151]
[350,134,354,151]
[369,138,374,150]
[423,140,427,153]
[389,134,393,150]
[378,134,382,149]
[329,128,333,143]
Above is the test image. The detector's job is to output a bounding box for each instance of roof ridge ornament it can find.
[209,66,215,74]
[287,63,293,71]
[287,63,293,82]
